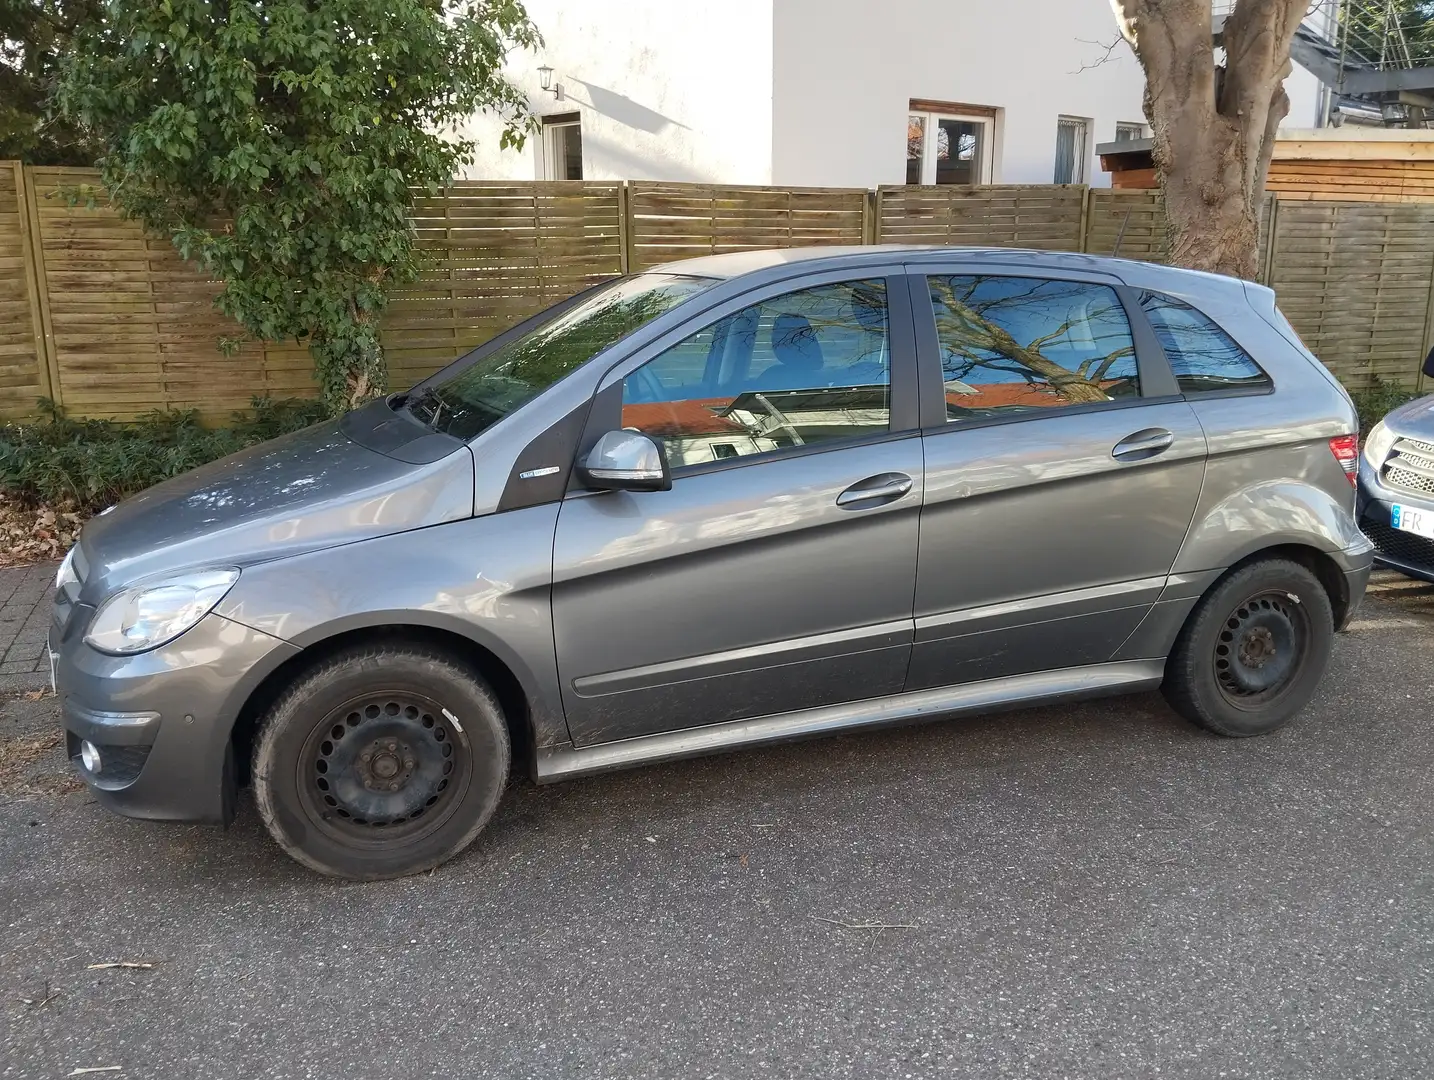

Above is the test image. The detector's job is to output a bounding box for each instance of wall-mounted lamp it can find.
[537,65,564,101]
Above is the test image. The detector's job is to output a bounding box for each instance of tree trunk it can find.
[1110,0,1305,279]
[312,314,388,414]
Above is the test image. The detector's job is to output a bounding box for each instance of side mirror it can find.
[579,430,672,492]
[1423,347,1434,380]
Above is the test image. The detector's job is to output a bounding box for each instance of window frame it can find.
[1133,289,1277,401]
[906,263,1180,432]
[573,267,924,486]
[907,107,997,186]
[539,112,583,180]
[1114,121,1148,143]
[1054,116,1092,185]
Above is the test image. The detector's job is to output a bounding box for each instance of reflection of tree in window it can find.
[1138,292,1272,394]
[928,276,1139,415]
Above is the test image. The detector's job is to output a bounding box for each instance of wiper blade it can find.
[404,388,446,430]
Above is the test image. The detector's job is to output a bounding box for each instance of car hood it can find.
[77,413,475,599]
[1384,392,1434,436]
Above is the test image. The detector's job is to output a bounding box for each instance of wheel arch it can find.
[228,618,555,795]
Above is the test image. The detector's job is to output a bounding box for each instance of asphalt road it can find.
[2,572,1432,1080]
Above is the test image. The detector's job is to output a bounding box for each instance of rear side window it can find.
[1137,292,1273,395]
[926,275,1139,422]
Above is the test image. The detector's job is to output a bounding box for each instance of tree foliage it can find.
[56,0,539,411]
[0,0,102,163]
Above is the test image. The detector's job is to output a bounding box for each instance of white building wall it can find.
[458,0,774,184]
[770,0,1149,188]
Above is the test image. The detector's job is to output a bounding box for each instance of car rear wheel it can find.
[1162,558,1334,738]
[252,642,510,879]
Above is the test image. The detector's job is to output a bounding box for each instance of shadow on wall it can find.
[572,78,690,135]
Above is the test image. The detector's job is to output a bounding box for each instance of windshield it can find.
[405,273,717,440]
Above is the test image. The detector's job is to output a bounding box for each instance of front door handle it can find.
[1111,428,1174,462]
[837,472,913,508]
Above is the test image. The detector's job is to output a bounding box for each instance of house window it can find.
[907,101,996,185]
[1053,116,1091,184]
[1115,122,1147,142]
[541,113,583,180]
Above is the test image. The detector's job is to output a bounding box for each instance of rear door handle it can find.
[1111,428,1174,462]
[837,472,913,508]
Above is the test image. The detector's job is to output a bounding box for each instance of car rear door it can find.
[551,266,924,746]
[906,260,1208,690]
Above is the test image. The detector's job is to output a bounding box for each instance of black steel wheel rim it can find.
[1213,590,1310,709]
[296,691,471,846]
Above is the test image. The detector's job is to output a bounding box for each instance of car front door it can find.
[906,263,1208,690]
[551,270,923,746]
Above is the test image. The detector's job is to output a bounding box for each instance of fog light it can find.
[80,740,102,773]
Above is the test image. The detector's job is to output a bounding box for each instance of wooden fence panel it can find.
[627,183,866,270]
[25,167,303,420]
[386,181,623,387]
[0,163,50,418]
[1267,201,1434,390]
[876,185,1086,250]
[1084,189,1168,263]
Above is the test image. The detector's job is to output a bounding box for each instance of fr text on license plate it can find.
[1392,503,1434,540]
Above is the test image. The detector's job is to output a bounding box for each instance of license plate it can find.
[1392,503,1434,540]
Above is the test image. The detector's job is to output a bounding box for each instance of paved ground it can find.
[0,563,52,677]
[1,566,1432,1080]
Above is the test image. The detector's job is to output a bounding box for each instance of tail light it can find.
[1329,434,1358,485]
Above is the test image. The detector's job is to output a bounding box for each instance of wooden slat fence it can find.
[877,185,1087,251]
[1266,201,1434,392]
[0,163,50,418]
[627,183,867,270]
[2,163,1433,419]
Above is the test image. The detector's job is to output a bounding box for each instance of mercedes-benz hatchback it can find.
[52,247,1372,879]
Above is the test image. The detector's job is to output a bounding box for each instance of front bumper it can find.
[1357,459,1434,584]
[53,612,298,823]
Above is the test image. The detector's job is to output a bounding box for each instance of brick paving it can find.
[0,561,56,675]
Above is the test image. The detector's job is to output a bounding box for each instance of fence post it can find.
[871,188,885,246]
[1259,194,1279,287]
[862,189,877,246]
[618,181,632,274]
[17,164,61,407]
[1421,250,1434,393]
[1077,185,1092,254]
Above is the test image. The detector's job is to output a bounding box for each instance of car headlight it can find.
[84,568,239,655]
[1363,419,1397,470]
[55,546,79,592]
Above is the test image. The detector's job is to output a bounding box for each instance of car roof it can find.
[650,245,1260,305]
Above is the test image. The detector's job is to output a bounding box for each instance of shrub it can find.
[0,397,329,513]
[1351,377,1422,436]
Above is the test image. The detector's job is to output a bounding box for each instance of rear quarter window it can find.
[1137,292,1273,395]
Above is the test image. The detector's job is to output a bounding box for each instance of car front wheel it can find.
[1162,557,1334,738]
[252,642,510,879]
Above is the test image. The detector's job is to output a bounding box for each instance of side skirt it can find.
[535,659,1166,783]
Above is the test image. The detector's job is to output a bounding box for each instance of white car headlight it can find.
[55,546,79,592]
[1363,419,1397,470]
[85,568,240,655]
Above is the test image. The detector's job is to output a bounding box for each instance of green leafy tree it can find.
[57,0,539,411]
[0,0,102,163]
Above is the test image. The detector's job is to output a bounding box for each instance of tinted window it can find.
[622,280,890,469]
[406,273,714,440]
[1138,292,1272,394]
[927,275,1139,422]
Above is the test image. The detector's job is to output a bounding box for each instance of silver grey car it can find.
[1357,349,1434,583]
[52,247,1373,879]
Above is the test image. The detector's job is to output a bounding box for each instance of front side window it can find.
[927,275,1139,422]
[408,273,714,440]
[1137,292,1273,394]
[621,280,891,469]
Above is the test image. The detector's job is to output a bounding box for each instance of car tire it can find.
[1162,558,1334,738]
[252,642,510,880]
